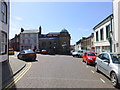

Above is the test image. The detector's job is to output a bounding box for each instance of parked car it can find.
[35,49,41,54]
[72,50,86,58]
[8,49,14,55]
[48,49,55,55]
[41,49,48,54]
[95,52,120,88]
[17,50,36,61]
[82,52,97,65]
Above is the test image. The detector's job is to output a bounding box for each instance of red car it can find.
[41,49,48,54]
[82,52,97,65]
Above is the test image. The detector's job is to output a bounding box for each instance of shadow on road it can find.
[1,60,17,89]
[23,59,38,62]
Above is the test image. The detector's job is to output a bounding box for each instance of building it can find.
[93,14,113,53]
[113,0,120,53]
[20,28,39,51]
[81,33,94,51]
[74,33,94,51]
[75,39,82,50]
[39,28,71,55]
[9,34,20,51]
[0,0,10,62]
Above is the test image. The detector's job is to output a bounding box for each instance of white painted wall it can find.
[0,0,10,62]
[94,18,113,53]
[20,33,38,50]
[113,0,120,53]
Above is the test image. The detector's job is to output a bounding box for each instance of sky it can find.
[10,1,112,45]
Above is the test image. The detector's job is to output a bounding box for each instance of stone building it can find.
[80,33,94,51]
[9,34,20,51]
[38,28,71,55]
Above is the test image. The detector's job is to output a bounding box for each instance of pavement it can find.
[0,53,26,89]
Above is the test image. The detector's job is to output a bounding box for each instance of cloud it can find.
[14,16,23,21]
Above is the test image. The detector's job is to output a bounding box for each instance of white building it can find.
[93,14,113,53]
[113,0,120,53]
[75,39,82,50]
[0,0,10,62]
[20,28,39,51]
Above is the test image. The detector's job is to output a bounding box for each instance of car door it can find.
[100,53,111,75]
[97,54,104,72]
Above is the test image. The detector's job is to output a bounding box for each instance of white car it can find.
[95,52,120,88]
[72,50,86,58]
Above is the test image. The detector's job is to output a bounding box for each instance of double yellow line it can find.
[3,62,32,90]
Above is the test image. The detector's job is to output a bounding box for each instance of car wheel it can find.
[95,64,100,73]
[110,72,120,88]
[17,55,20,59]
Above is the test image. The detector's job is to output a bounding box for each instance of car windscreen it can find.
[25,50,35,54]
[88,53,96,56]
[111,54,120,64]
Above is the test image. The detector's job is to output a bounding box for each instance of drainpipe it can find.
[108,15,113,52]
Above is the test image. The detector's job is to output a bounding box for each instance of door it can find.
[100,53,111,75]
[97,54,104,72]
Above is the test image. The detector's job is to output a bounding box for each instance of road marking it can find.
[91,70,95,73]
[3,62,32,90]
[100,78,106,83]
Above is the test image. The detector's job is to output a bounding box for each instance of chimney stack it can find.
[21,28,24,32]
[39,26,42,34]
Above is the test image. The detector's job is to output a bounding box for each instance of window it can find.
[100,28,104,40]
[103,53,110,60]
[96,31,99,41]
[28,40,30,44]
[106,25,110,39]
[1,2,7,23]
[22,40,24,44]
[0,31,7,55]
[98,54,103,59]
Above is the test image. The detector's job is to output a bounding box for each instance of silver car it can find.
[95,52,120,88]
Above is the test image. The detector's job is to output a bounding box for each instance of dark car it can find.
[17,50,36,61]
[48,49,55,55]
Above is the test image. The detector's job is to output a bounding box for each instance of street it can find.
[8,54,115,88]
